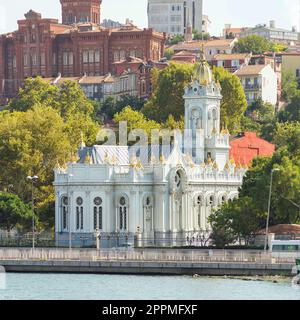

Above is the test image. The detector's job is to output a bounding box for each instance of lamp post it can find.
[27,175,39,250]
[67,173,74,251]
[264,168,280,253]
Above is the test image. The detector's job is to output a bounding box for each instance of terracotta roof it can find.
[169,39,236,51]
[172,50,197,56]
[213,53,251,60]
[258,224,300,235]
[225,28,245,33]
[230,132,275,166]
[234,64,268,76]
[79,75,114,84]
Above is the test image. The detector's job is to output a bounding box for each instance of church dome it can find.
[192,50,213,86]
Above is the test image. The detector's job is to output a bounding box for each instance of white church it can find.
[54,55,246,248]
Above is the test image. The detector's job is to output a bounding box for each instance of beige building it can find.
[235,64,278,106]
[281,53,300,79]
[168,39,237,61]
[44,72,138,102]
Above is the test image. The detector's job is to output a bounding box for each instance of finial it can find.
[224,161,230,171]
[84,151,92,164]
[160,154,166,164]
[104,152,110,164]
[206,156,213,165]
[150,155,157,165]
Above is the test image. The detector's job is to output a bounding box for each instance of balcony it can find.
[244,84,262,91]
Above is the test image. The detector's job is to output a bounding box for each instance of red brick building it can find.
[230,132,275,167]
[0,0,166,103]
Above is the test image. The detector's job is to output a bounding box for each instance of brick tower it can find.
[60,0,102,25]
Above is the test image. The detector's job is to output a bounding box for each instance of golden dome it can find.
[192,48,213,86]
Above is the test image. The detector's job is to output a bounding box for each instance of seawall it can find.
[0,259,294,276]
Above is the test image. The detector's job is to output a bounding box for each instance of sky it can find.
[0,0,298,36]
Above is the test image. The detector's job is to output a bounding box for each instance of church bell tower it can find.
[183,50,230,168]
[60,0,102,25]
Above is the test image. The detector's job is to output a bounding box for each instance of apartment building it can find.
[235,64,278,106]
[148,0,203,35]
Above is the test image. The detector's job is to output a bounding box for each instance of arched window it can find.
[76,197,84,230]
[144,196,153,233]
[119,197,128,232]
[208,195,215,207]
[220,195,227,205]
[62,196,68,231]
[197,196,203,228]
[93,197,103,230]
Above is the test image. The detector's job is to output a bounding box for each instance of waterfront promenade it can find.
[0,248,296,276]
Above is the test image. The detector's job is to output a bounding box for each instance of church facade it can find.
[54,55,246,248]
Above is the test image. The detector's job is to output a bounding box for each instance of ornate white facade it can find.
[54,55,245,248]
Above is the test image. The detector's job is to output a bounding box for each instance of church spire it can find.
[185,7,193,42]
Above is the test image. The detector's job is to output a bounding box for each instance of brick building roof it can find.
[230,132,275,166]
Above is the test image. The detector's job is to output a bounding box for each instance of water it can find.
[0,273,299,300]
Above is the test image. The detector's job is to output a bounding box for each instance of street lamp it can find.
[27,175,39,250]
[264,168,280,253]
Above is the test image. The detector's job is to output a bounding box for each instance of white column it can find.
[105,189,112,233]
[55,191,60,233]
[154,186,165,232]
[169,193,174,232]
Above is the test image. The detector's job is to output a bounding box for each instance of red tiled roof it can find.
[258,224,300,235]
[230,132,275,166]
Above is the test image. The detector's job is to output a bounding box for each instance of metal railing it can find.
[0,248,297,264]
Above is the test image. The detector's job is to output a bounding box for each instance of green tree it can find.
[0,106,72,228]
[167,34,185,45]
[278,92,300,123]
[246,98,275,124]
[142,62,194,122]
[209,197,262,246]
[163,115,185,130]
[281,70,299,102]
[193,31,210,40]
[9,77,59,112]
[213,67,248,133]
[8,77,99,147]
[55,80,94,118]
[164,48,175,60]
[0,192,32,232]
[234,35,272,54]
[113,106,161,136]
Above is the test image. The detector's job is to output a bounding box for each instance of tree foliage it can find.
[0,192,32,232]
[210,121,300,246]
[113,106,161,136]
[143,63,247,134]
[0,77,101,230]
[234,35,275,54]
[142,62,194,122]
[213,67,248,133]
